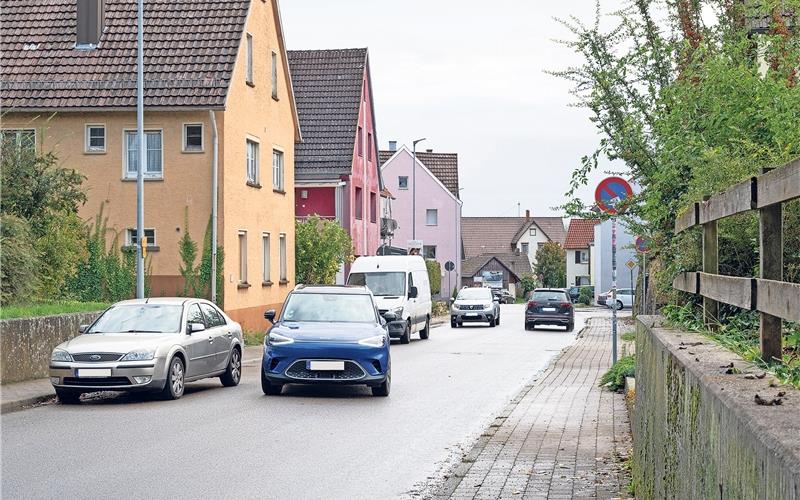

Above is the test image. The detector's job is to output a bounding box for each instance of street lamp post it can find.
[412,137,426,240]
[135,0,145,298]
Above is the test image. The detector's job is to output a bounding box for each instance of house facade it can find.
[461,253,532,297]
[564,219,601,287]
[0,0,301,330]
[289,48,382,262]
[379,145,463,297]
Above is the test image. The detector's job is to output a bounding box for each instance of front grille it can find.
[458,304,483,311]
[62,377,131,387]
[72,353,123,362]
[285,360,366,381]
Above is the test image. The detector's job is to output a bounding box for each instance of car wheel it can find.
[495,315,500,326]
[55,388,82,404]
[372,370,391,397]
[161,356,185,400]
[566,322,575,332]
[419,316,430,340]
[261,369,282,395]
[451,319,457,328]
[220,347,242,387]
[616,300,624,310]
[489,317,496,328]
[400,321,411,344]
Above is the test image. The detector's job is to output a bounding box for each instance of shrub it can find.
[198,216,224,307]
[426,259,442,296]
[578,286,592,305]
[0,214,39,304]
[295,215,353,285]
[178,209,200,296]
[599,355,635,392]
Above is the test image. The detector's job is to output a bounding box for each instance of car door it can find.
[200,303,231,372]
[407,271,418,332]
[183,303,214,377]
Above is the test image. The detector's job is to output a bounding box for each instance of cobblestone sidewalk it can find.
[431,318,632,499]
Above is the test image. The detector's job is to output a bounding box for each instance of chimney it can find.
[525,209,531,220]
[76,0,104,48]
[425,148,433,153]
[388,141,397,151]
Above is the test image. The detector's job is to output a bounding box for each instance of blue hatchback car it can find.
[261,285,391,397]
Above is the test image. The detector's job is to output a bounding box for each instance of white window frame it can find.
[426,209,438,226]
[123,129,163,180]
[1,128,36,153]
[182,123,204,153]
[246,137,260,185]
[238,230,248,285]
[262,232,271,283]
[521,242,530,254]
[272,147,284,191]
[246,33,254,85]
[84,124,106,153]
[279,233,287,282]
[530,228,537,236]
[126,228,156,247]
[271,51,278,100]
[398,176,408,190]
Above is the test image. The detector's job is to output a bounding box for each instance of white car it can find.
[608,288,634,310]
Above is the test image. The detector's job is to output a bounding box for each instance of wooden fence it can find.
[672,158,800,362]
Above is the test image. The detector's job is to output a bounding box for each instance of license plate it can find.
[308,361,344,371]
[76,368,111,378]
[543,307,557,312]
[466,313,478,317]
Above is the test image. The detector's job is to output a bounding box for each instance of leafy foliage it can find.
[519,273,538,295]
[178,209,200,296]
[600,354,636,392]
[426,259,442,295]
[0,214,39,303]
[578,286,593,305]
[198,216,224,307]
[295,215,353,285]
[534,242,567,288]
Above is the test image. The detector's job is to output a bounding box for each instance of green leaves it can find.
[534,242,567,288]
[295,216,353,285]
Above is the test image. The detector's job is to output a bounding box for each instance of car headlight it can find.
[358,335,386,347]
[120,348,156,361]
[51,349,73,362]
[484,303,493,310]
[267,331,294,346]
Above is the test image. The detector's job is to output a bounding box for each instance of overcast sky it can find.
[281,0,625,217]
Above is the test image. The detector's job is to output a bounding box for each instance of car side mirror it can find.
[264,309,276,324]
[188,322,206,334]
[449,298,455,304]
[383,312,397,322]
[78,324,89,334]
[493,298,500,303]
[408,286,418,299]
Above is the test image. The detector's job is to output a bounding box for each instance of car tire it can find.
[161,356,185,400]
[489,317,496,328]
[400,321,411,344]
[220,347,242,387]
[261,369,282,395]
[55,388,82,404]
[566,322,575,332]
[616,300,624,310]
[451,319,457,328]
[495,315,500,326]
[372,371,391,397]
[419,316,430,340]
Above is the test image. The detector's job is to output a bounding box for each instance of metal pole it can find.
[135,0,145,298]
[611,217,618,364]
[412,142,416,240]
[209,111,218,303]
[642,253,646,315]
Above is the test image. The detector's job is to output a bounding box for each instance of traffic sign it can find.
[595,177,633,215]
[444,261,455,272]
[626,259,637,270]
[635,236,651,254]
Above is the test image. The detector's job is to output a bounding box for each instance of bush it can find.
[198,216,224,307]
[295,215,352,285]
[432,301,449,317]
[578,286,592,305]
[426,260,442,296]
[0,214,39,304]
[599,355,635,392]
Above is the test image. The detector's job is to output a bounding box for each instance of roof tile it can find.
[564,219,600,249]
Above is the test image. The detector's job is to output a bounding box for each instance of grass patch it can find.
[244,330,266,347]
[621,330,636,342]
[0,301,109,320]
[600,355,636,391]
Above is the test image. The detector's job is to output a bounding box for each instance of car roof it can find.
[292,284,371,295]
[113,297,199,306]
[533,288,568,293]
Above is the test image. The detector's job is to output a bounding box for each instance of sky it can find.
[280,0,626,217]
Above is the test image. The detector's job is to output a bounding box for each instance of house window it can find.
[426,209,438,226]
[85,125,105,152]
[238,231,248,284]
[577,276,591,286]
[521,242,529,254]
[574,250,589,264]
[279,233,287,282]
[423,245,437,259]
[1,129,36,154]
[370,192,377,223]
[126,228,156,247]
[246,33,254,85]
[124,130,162,179]
[367,132,373,161]
[271,51,278,100]
[357,127,363,156]
[355,187,363,219]
[183,124,203,152]
[272,149,284,191]
[262,233,271,283]
[398,176,408,189]
[246,139,259,185]
[530,228,537,236]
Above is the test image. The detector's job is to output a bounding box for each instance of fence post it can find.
[702,195,719,329]
[759,169,783,362]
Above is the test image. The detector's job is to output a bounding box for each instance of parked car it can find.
[597,289,610,307]
[49,298,243,403]
[525,288,575,331]
[451,287,500,328]
[567,285,594,304]
[261,285,391,397]
[611,288,635,310]
[348,255,432,344]
[494,289,515,304]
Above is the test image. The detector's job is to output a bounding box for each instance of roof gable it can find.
[511,217,567,245]
[1,0,250,109]
[379,148,460,198]
[564,219,601,249]
[462,253,532,280]
[379,146,461,204]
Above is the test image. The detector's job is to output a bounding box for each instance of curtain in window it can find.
[146,132,161,173]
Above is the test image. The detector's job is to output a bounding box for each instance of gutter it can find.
[209,110,219,303]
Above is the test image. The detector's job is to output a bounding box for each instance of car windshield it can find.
[88,304,183,334]
[532,291,568,302]
[282,293,377,323]
[457,288,492,300]
[348,272,405,296]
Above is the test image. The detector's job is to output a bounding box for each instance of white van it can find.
[347,256,433,344]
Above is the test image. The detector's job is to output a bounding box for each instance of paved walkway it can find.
[431,318,632,499]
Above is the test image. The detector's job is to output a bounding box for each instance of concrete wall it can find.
[634,316,800,499]
[1,312,101,384]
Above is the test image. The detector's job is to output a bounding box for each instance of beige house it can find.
[0,0,302,330]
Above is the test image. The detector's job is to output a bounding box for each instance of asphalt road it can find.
[1,305,610,500]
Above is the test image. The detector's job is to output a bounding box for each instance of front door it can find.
[183,303,214,377]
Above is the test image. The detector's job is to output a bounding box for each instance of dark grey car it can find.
[524,288,575,331]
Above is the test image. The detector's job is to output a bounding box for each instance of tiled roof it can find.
[0,0,249,109]
[564,219,600,249]
[379,149,460,198]
[461,216,566,259]
[462,253,532,280]
[288,48,368,181]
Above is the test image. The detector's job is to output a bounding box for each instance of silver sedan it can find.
[49,298,244,403]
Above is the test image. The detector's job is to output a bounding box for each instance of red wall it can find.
[295,187,335,217]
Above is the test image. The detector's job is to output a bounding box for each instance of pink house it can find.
[288,48,381,260]
[379,145,463,297]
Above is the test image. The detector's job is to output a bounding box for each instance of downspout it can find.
[209,110,219,303]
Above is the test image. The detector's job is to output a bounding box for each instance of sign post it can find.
[445,260,455,299]
[635,236,651,314]
[595,176,634,365]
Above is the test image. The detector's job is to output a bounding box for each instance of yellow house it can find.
[0,0,301,330]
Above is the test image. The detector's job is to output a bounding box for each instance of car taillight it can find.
[562,302,572,309]
[527,301,538,309]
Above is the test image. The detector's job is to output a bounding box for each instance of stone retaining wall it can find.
[634,316,800,500]
[0,312,101,384]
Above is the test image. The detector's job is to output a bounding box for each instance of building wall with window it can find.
[514,223,551,270]
[566,248,591,287]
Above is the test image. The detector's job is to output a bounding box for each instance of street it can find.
[0,306,614,500]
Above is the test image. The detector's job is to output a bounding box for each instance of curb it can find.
[1,393,55,415]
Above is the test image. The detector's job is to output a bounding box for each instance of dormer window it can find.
[76,0,104,49]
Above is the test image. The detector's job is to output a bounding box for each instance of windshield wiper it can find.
[124,329,164,333]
